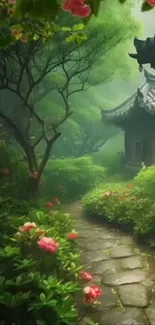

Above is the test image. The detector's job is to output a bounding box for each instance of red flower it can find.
[83,285,103,304]
[62,0,91,18]
[19,222,37,232]
[80,271,92,281]
[54,197,61,205]
[1,168,10,175]
[9,0,16,3]
[37,236,59,253]
[12,30,20,37]
[45,202,54,208]
[67,231,79,240]
[146,0,155,6]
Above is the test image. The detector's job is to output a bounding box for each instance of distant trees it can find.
[0,0,140,194]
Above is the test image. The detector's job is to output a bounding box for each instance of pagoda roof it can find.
[101,69,155,124]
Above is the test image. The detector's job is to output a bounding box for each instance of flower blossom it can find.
[67,231,79,240]
[37,236,59,253]
[146,0,155,6]
[62,0,91,18]
[80,271,92,281]
[9,0,16,4]
[83,285,103,304]
[19,222,37,232]
[45,202,54,208]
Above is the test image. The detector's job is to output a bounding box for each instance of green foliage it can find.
[133,164,155,198]
[0,208,83,325]
[0,143,30,199]
[82,181,155,239]
[0,0,101,48]
[43,156,106,201]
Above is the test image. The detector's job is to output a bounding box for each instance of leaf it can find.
[36,320,46,325]
[0,276,5,286]
[66,35,75,43]
[72,24,84,32]
[33,34,40,41]
[141,1,153,11]
[16,275,22,285]
[118,0,126,3]
[40,293,46,303]
[61,27,72,32]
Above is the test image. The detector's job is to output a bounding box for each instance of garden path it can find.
[66,201,155,325]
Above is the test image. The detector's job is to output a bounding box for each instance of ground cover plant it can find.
[82,164,155,241]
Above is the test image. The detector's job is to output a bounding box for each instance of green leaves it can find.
[141,1,154,11]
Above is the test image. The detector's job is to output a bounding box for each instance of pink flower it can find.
[62,0,91,18]
[67,231,79,240]
[19,222,37,232]
[80,271,92,281]
[146,0,155,6]
[83,285,103,304]
[9,0,16,4]
[37,236,59,253]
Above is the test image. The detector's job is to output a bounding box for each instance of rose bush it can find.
[0,203,102,325]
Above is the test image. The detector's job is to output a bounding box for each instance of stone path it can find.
[66,202,155,325]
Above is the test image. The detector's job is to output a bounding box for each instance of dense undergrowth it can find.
[82,164,155,242]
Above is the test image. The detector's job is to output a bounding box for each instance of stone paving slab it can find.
[90,259,120,275]
[100,307,147,325]
[109,246,134,258]
[66,202,155,325]
[118,255,143,270]
[102,269,147,286]
[117,284,149,307]
[82,249,109,263]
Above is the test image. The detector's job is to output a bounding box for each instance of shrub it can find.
[133,164,155,198]
[92,151,124,176]
[43,156,106,201]
[82,182,155,238]
[0,209,82,325]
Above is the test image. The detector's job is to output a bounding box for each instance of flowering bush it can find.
[82,181,155,239]
[0,0,101,48]
[0,206,102,325]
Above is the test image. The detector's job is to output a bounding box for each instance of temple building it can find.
[101,70,155,167]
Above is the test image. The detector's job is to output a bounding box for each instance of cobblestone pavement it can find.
[66,202,155,325]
